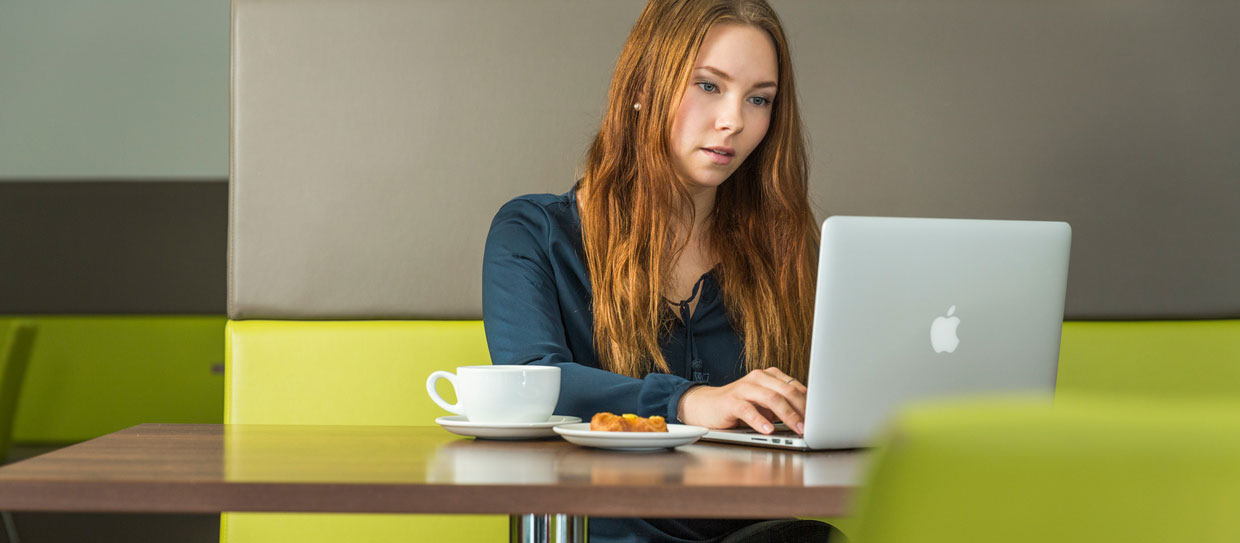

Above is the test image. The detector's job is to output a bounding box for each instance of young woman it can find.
[483,1,830,541]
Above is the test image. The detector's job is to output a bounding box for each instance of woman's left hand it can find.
[677,367,808,434]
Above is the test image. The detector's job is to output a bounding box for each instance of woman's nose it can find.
[715,99,744,133]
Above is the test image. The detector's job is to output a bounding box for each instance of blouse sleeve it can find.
[481,197,697,422]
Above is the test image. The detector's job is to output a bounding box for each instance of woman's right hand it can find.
[677,368,808,435]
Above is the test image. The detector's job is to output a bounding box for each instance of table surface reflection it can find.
[0,424,865,518]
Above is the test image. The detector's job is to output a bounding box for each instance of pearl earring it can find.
[633,102,641,111]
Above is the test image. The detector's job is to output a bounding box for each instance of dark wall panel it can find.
[0,180,227,313]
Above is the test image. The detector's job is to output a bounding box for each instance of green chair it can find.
[0,322,37,462]
[221,319,505,543]
[1,321,37,543]
[851,396,1240,543]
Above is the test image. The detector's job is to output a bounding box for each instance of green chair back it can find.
[0,315,224,443]
[221,319,504,543]
[0,322,36,461]
[852,397,1240,543]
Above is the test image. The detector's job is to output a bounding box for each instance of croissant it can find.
[590,412,669,432]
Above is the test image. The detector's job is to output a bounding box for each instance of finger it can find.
[755,369,807,416]
[754,406,799,434]
[743,370,807,423]
[761,367,809,394]
[756,406,777,422]
[789,377,809,395]
[734,401,776,434]
[742,384,804,435]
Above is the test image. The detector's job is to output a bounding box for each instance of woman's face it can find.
[668,23,778,191]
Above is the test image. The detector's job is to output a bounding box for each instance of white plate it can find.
[553,422,709,450]
[436,415,582,440]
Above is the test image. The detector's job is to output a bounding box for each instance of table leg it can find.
[510,514,546,543]
[555,514,587,542]
[509,514,588,543]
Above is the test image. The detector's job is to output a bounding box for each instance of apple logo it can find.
[930,305,961,354]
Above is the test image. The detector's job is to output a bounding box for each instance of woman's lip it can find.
[701,148,734,165]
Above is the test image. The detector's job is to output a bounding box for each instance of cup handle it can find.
[426,371,464,415]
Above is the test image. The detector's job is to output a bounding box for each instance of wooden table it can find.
[0,424,865,542]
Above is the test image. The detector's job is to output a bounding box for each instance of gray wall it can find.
[0,0,228,178]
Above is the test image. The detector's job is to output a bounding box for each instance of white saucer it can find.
[436,415,581,440]
[553,422,709,450]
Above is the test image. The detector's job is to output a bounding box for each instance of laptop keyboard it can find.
[721,425,797,437]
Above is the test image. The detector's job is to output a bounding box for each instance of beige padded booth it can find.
[231,0,1240,321]
[228,1,1240,541]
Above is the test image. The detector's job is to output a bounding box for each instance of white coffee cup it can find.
[425,365,561,423]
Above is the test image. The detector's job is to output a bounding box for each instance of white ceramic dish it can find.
[436,415,581,440]
[553,422,709,450]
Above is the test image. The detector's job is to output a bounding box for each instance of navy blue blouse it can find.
[482,188,768,542]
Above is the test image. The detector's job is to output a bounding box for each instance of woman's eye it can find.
[696,81,718,93]
[749,96,772,107]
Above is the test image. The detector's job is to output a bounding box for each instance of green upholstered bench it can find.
[222,320,504,543]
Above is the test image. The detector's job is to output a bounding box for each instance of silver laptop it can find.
[702,216,1071,450]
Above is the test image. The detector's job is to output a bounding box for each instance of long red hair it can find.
[579,0,817,380]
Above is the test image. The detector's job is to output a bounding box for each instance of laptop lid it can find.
[703,216,1071,450]
[798,216,1071,449]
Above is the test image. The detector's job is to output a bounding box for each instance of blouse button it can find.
[691,359,703,370]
